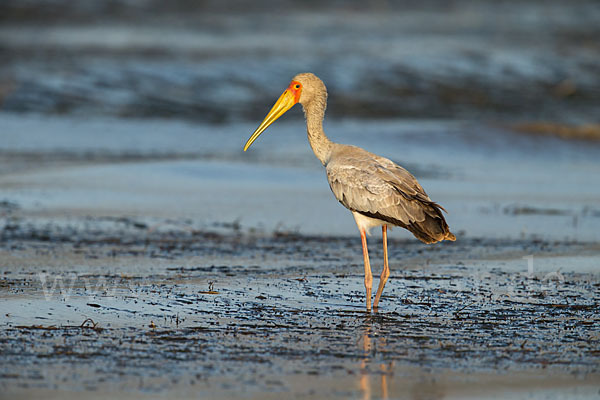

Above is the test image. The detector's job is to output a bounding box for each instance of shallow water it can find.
[2,113,599,241]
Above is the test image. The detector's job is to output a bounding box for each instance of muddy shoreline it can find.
[1,214,599,399]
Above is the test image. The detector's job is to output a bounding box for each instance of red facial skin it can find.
[287,81,302,103]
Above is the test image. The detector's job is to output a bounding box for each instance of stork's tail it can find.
[355,201,456,244]
[445,231,457,241]
[406,202,456,244]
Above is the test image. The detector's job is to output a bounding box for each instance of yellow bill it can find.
[243,89,297,151]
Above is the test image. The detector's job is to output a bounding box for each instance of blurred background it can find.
[1,0,599,238]
[1,0,599,123]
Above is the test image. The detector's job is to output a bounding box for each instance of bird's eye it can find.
[294,84,301,89]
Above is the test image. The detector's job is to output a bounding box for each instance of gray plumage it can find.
[326,144,455,244]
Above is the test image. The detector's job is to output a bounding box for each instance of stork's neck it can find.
[302,97,333,166]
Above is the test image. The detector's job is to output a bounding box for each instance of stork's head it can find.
[243,72,327,151]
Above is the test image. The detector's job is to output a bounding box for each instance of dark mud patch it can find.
[2,215,599,267]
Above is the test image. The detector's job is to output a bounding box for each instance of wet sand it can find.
[1,114,600,399]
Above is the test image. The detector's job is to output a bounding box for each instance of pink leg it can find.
[360,229,373,311]
[373,225,390,310]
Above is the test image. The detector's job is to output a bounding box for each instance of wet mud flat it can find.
[1,218,599,399]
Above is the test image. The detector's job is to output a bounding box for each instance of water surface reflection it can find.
[358,323,393,400]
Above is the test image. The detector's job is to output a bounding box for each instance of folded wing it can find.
[326,145,455,244]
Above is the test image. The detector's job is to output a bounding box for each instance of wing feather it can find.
[325,145,455,243]
[326,146,431,225]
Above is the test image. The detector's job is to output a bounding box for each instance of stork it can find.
[244,73,455,311]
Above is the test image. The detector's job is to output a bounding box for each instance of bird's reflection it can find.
[358,322,447,400]
[358,324,393,400]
